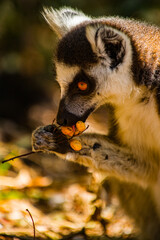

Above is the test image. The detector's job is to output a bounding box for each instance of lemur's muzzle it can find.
[56,99,94,126]
[56,99,80,126]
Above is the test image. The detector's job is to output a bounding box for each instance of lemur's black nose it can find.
[56,116,66,126]
[56,110,79,126]
[56,99,80,126]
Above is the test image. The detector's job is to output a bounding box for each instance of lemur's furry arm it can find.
[32,124,154,186]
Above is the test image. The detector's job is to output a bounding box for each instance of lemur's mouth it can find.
[56,106,95,126]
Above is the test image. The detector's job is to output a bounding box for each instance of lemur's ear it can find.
[86,24,128,69]
[42,7,90,38]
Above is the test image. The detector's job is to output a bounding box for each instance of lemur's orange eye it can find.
[78,81,88,91]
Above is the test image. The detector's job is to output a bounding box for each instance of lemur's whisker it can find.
[53,125,61,133]
[52,118,55,125]
[53,127,58,133]
[2,151,36,164]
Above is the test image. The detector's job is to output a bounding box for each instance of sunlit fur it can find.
[39,7,160,240]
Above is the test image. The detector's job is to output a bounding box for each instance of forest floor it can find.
[0,119,138,240]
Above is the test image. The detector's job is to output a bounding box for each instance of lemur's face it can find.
[43,7,133,126]
[55,25,133,126]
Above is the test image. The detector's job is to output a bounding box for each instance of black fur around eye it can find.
[68,71,96,96]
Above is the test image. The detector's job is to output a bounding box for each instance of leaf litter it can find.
[0,138,138,240]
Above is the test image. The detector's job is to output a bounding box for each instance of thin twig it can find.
[2,151,36,164]
[26,209,36,240]
[68,125,89,140]
[75,125,89,137]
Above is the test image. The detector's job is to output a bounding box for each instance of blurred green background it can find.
[0,0,160,142]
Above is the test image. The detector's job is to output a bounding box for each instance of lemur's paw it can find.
[32,121,87,154]
[32,124,71,154]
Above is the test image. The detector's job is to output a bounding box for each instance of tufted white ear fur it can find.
[86,24,130,69]
[42,7,90,38]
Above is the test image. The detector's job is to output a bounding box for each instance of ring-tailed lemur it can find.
[32,7,160,240]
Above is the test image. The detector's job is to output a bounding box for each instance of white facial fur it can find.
[56,63,80,98]
[85,25,136,105]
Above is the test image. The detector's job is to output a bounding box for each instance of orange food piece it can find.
[76,121,86,132]
[70,139,82,151]
[61,126,74,137]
